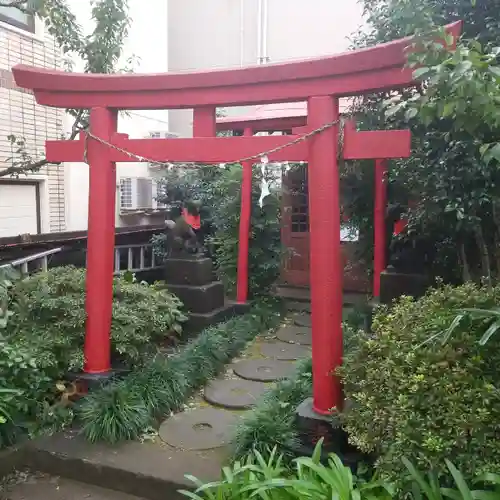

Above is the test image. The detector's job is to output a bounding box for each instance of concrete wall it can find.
[0,16,65,232]
[167,0,364,137]
[64,0,169,231]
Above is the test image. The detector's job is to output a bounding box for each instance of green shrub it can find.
[209,165,282,297]
[0,265,186,444]
[78,299,283,444]
[8,266,187,373]
[339,282,500,483]
[154,164,282,297]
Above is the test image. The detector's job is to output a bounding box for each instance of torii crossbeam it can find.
[12,21,461,415]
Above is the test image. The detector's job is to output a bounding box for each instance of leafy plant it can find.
[339,282,500,484]
[155,163,282,297]
[341,0,500,284]
[182,440,500,500]
[183,440,392,500]
[78,299,283,444]
[0,265,19,328]
[7,266,187,374]
[426,306,500,347]
[232,356,313,461]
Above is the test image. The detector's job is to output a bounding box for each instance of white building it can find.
[167,0,364,137]
[0,6,66,237]
[64,0,170,231]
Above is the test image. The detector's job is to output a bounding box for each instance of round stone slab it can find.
[277,326,312,346]
[204,379,268,409]
[260,341,311,360]
[293,313,312,328]
[159,408,239,450]
[233,359,295,382]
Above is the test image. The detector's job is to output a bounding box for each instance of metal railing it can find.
[113,243,161,275]
[0,247,62,276]
[0,243,162,277]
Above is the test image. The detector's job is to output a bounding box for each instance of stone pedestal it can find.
[165,256,248,332]
[380,266,431,305]
[285,398,369,470]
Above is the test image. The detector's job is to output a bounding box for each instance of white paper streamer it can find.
[259,156,270,208]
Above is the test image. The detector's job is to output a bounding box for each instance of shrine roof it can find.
[216,99,352,132]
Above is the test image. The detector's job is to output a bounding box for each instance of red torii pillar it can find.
[193,108,253,305]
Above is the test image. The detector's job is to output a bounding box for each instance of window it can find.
[119,178,133,209]
[290,166,309,233]
[149,131,178,139]
[0,5,35,33]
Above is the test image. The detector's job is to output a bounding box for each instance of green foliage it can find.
[78,299,283,444]
[7,266,186,373]
[339,282,500,484]
[0,265,19,328]
[183,440,500,499]
[0,265,185,447]
[0,0,131,178]
[343,0,500,283]
[232,357,313,461]
[156,164,282,297]
[209,165,281,296]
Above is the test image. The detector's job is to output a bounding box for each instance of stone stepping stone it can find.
[159,407,238,450]
[260,341,311,360]
[277,325,312,346]
[204,379,268,409]
[233,359,295,382]
[287,301,311,312]
[293,313,311,328]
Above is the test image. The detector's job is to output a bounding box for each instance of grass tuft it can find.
[231,356,313,461]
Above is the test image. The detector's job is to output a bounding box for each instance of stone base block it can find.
[165,257,214,286]
[380,267,431,304]
[186,301,249,333]
[285,398,370,470]
[167,281,225,314]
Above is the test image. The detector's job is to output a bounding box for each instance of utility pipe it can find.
[240,0,245,66]
[257,0,263,64]
[262,0,269,63]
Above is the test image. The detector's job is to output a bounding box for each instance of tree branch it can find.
[0,1,30,12]
[0,110,87,178]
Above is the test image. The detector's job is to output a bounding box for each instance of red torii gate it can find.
[12,21,461,415]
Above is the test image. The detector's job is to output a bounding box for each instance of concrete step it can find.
[20,429,226,500]
[1,472,146,500]
[274,284,369,307]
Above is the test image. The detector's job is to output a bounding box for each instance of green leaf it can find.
[413,67,431,80]
[445,460,473,500]
[478,320,500,345]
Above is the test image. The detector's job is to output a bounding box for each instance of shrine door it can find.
[281,165,370,293]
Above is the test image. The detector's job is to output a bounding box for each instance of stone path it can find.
[158,311,313,452]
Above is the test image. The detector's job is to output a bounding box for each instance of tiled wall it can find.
[0,23,65,232]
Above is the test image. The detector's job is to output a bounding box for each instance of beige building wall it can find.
[167,0,363,137]
[0,16,65,234]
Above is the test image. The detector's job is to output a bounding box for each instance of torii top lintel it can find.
[12,22,461,111]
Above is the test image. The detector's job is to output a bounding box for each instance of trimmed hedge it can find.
[78,299,283,444]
